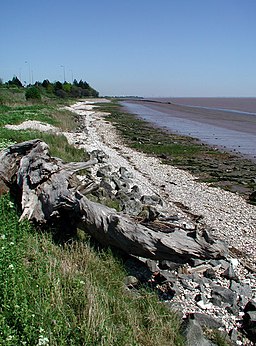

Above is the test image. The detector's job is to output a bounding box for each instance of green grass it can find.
[0,88,87,162]
[0,193,184,346]
[0,91,232,345]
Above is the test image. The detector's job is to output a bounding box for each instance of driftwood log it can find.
[0,140,227,260]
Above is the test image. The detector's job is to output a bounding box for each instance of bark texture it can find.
[0,140,227,260]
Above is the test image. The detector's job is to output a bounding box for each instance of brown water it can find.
[121,98,256,161]
[153,97,256,114]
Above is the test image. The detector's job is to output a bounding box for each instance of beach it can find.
[121,98,256,160]
[5,99,256,344]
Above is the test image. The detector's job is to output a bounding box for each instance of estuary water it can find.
[121,99,256,160]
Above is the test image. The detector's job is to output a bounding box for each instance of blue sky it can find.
[1,0,256,97]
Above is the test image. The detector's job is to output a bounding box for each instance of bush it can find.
[25,86,41,101]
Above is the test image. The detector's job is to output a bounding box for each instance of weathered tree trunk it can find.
[0,140,227,260]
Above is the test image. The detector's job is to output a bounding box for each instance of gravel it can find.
[65,101,256,268]
[5,99,256,344]
[5,100,256,267]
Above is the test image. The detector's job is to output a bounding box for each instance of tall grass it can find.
[0,194,184,345]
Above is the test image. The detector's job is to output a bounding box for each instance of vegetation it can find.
[0,92,88,162]
[0,86,187,345]
[0,85,235,346]
[25,86,41,101]
[0,193,184,345]
[96,101,256,199]
[4,75,99,100]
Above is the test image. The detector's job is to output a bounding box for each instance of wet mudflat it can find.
[99,100,256,201]
[121,99,256,160]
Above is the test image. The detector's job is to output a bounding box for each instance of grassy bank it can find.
[97,100,256,201]
[0,87,88,162]
[0,193,184,345]
[0,88,187,345]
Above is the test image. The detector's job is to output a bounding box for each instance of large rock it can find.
[211,285,237,307]
[182,317,217,346]
[242,300,256,342]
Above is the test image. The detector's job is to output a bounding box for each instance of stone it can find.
[222,264,238,281]
[249,190,256,203]
[140,194,162,206]
[119,166,133,179]
[229,258,239,269]
[242,310,256,342]
[146,259,159,273]
[122,198,143,216]
[110,172,124,190]
[228,328,238,343]
[204,267,217,280]
[124,276,139,287]
[230,281,252,299]
[190,313,224,329]
[159,259,186,270]
[99,178,115,195]
[90,149,108,163]
[182,317,217,346]
[211,285,237,307]
[218,259,230,270]
[190,259,206,267]
[96,165,112,177]
[128,185,141,199]
[157,270,176,284]
[140,205,160,221]
[244,300,256,313]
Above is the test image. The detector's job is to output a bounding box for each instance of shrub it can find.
[25,86,41,101]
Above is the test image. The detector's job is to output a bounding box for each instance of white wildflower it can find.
[8,201,15,208]
[0,234,6,240]
[8,264,14,270]
[37,336,49,346]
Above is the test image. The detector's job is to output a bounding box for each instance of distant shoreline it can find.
[121,98,256,160]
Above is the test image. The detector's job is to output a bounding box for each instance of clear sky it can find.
[1,0,256,97]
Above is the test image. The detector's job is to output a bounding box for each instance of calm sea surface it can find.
[121,98,256,161]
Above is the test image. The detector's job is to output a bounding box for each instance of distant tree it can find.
[70,86,81,98]
[55,89,67,98]
[54,81,63,91]
[78,79,89,89]
[0,78,3,85]
[73,79,78,86]
[42,79,51,88]
[25,86,41,101]
[91,89,99,98]
[8,76,23,87]
[63,82,72,93]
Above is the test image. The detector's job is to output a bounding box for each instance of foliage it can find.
[1,74,99,100]
[0,193,184,345]
[0,138,16,150]
[7,76,23,88]
[25,86,41,101]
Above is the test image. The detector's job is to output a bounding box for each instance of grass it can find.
[0,193,184,345]
[0,90,233,345]
[0,88,187,345]
[0,87,88,162]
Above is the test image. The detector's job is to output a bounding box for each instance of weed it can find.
[0,194,184,345]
